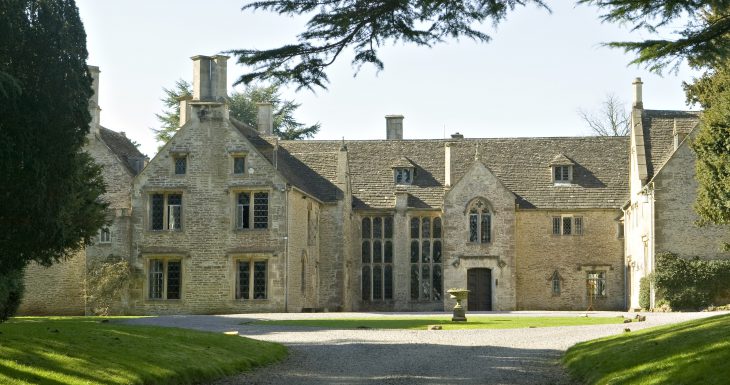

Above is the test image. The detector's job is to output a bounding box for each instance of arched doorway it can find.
[467,268,492,311]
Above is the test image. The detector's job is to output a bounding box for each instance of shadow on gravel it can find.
[208,343,575,385]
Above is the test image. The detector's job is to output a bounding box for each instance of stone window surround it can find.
[360,214,394,302]
[99,226,111,244]
[230,151,248,176]
[143,255,185,302]
[394,167,414,185]
[147,190,185,232]
[551,214,584,236]
[577,264,613,299]
[230,188,271,231]
[552,165,573,184]
[465,197,493,244]
[549,270,563,296]
[232,255,270,301]
[409,214,443,302]
[169,147,190,176]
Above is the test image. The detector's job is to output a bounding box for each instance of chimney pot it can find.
[632,77,643,109]
[385,115,404,140]
[257,102,274,136]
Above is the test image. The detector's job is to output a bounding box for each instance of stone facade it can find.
[22,59,725,316]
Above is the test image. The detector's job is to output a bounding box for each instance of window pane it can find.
[432,265,442,301]
[167,194,182,205]
[238,261,250,299]
[552,277,560,295]
[421,265,431,300]
[552,217,561,235]
[410,217,420,239]
[554,166,561,181]
[149,259,163,299]
[233,156,246,174]
[373,240,382,263]
[410,241,419,263]
[373,266,382,300]
[362,217,371,239]
[563,217,572,235]
[253,192,269,229]
[253,261,267,299]
[167,261,181,299]
[384,266,393,300]
[410,265,419,300]
[361,266,371,301]
[151,194,164,230]
[384,217,393,239]
[361,241,370,263]
[469,212,478,242]
[574,217,583,235]
[422,240,430,263]
[422,217,431,239]
[433,240,442,263]
[175,157,186,175]
[433,217,442,238]
[384,241,393,263]
[373,217,382,239]
[168,204,182,230]
[562,166,569,181]
[481,213,491,243]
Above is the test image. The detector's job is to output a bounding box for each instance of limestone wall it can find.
[516,209,625,310]
[18,250,86,315]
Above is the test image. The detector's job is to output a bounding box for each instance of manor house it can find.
[19,55,730,315]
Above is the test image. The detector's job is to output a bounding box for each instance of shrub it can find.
[84,258,131,316]
[639,276,651,310]
[0,267,25,322]
[654,252,730,310]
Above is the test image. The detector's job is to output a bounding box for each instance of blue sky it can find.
[76,1,700,157]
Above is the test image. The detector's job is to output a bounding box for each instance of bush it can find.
[639,276,651,310]
[0,267,25,322]
[84,258,131,316]
[654,252,730,310]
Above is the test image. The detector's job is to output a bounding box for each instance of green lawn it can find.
[0,317,287,385]
[251,315,624,330]
[563,313,730,385]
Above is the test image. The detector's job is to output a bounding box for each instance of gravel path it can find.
[124,311,725,385]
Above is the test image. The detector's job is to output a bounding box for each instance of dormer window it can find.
[394,168,413,185]
[550,153,574,185]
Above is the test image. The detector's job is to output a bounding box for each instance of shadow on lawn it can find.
[209,342,574,385]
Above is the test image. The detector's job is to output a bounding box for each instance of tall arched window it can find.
[468,198,492,243]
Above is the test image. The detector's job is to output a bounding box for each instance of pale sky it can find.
[76,1,700,158]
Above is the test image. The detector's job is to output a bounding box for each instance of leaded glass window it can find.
[148,259,181,300]
[554,165,571,183]
[410,215,443,301]
[394,168,413,184]
[99,227,111,243]
[467,199,491,244]
[552,216,584,236]
[361,215,393,301]
[236,259,268,300]
[551,270,561,296]
[587,271,607,298]
[150,193,182,231]
[174,156,187,175]
[235,192,269,229]
[233,156,246,174]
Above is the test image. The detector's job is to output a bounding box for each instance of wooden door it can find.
[467,268,492,311]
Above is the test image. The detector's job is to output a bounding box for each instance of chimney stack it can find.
[632,77,643,109]
[191,55,229,101]
[257,102,273,136]
[178,95,192,127]
[386,115,404,140]
[88,65,101,136]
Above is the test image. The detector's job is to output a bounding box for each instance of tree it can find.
[684,63,730,236]
[230,1,730,89]
[0,0,107,312]
[578,94,630,136]
[154,81,320,145]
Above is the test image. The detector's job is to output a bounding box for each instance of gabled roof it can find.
[276,136,629,210]
[99,127,146,175]
[391,156,416,168]
[550,153,575,166]
[641,110,701,179]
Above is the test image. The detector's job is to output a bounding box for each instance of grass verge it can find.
[0,317,287,385]
[563,313,730,385]
[251,315,624,330]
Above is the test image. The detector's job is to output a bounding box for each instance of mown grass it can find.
[563,313,730,385]
[0,317,287,385]
[251,315,624,330]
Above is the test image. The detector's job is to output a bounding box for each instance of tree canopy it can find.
[231,0,730,89]
[578,94,631,136]
[0,0,107,275]
[154,81,320,146]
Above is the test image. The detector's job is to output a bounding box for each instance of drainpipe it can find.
[284,185,290,312]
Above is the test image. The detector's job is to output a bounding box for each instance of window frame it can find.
[467,198,492,244]
[173,156,187,175]
[553,165,572,184]
[394,167,414,185]
[550,270,562,296]
[409,215,443,302]
[551,215,584,236]
[361,215,394,302]
[232,154,247,175]
[146,257,182,301]
[586,271,607,298]
[234,190,270,230]
[149,192,183,231]
[234,257,268,300]
[99,227,111,244]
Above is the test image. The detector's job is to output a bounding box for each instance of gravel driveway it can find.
[124,311,724,385]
